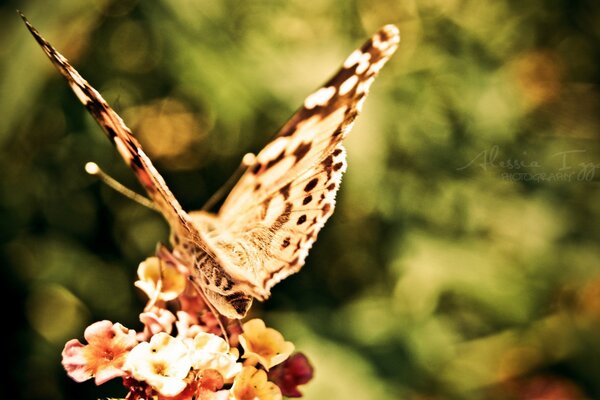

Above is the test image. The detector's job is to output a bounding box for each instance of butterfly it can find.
[21,13,399,319]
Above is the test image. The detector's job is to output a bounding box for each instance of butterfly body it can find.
[22,13,399,318]
[168,219,257,317]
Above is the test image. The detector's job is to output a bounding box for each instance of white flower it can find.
[124,333,191,397]
[190,332,242,381]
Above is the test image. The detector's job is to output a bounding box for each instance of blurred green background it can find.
[1,0,599,399]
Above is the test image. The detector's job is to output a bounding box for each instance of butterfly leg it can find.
[187,275,234,344]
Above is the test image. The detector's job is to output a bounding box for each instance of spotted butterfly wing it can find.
[201,25,400,299]
[22,13,399,318]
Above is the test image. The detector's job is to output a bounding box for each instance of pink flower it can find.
[61,320,138,385]
[268,353,314,397]
[138,306,177,341]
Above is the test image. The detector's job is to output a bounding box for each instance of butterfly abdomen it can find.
[191,249,255,318]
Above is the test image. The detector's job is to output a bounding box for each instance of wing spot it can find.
[339,75,359,96]
[304,86,336,109]
[332,127,344,137]
[343,49,363,68]
[302,195,313,205]
[333,162,344,171]
[327,183,336,191]
[355,53,372,75]
[346,109,358,121]
[282,237,291,248]
[304,178,319,192]
[333,148,343,156]
[251,163,262,174]
[279,183,291,200]
[254,183,261,191]
[266,151,285,169]
[361,38,374,53]
[292,141,312,164]
[322,203,332,215]
[297,215,307,225]
[276,203,293,225]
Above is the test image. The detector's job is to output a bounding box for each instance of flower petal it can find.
[230,366,282,400]
[239,319,294,370]
[61,339,92,383]
[62,321,137,385]
[190,332,242,381]
[268,352,314,397]
[124,333,192,397]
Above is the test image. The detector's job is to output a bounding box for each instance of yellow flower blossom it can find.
[134,257,186,302]
[239,319,294,370]
[230,366,282,400]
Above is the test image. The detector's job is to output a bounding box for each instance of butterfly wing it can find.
[206,25,400,299]
[21,14,192,231]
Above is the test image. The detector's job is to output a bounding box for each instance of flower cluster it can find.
[62,256,313,399]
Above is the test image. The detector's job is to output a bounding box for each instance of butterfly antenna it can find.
[201,152,256,211]
[85,162,158,211]
[188,276,231,345]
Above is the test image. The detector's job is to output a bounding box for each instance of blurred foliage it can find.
[1,0,599,399]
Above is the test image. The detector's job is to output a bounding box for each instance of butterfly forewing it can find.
[210,25,400,298]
